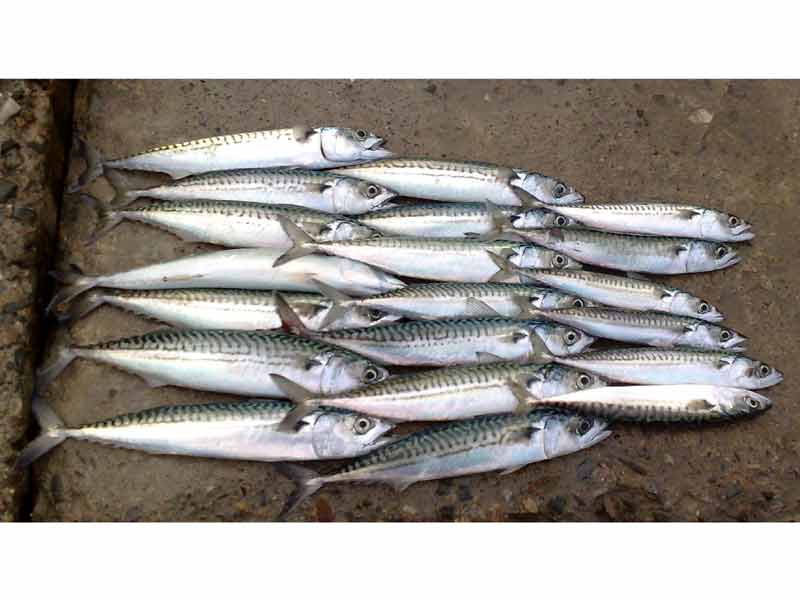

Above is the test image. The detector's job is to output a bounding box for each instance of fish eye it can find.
[528,294,542,305]
[564,330,579,345]
[553,183,567,198]
[728,216,740,227]
[553,255,567,267]
[746,396,761,409]
[363,366,381,383]
[758,364,771,378]
[554,215,569,227]
[367,309,384,321]
[698,302,710,314]
[720,330,732,341]
[577,418,592,436]
[572,298,584,308]
[354,417,374,434]
[714,245,729,259]
[577,373,593,389]
[366,185,379,198]
[355,129,368,140]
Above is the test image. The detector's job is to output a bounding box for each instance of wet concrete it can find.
[28,80,800,521]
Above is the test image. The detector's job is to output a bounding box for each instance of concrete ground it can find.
[25,80,800,521]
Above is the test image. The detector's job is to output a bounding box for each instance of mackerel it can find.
[273,363,607,429]
[275,218,582,283]
[545,202,754,242]
[46,247,405,312]
[72,126,393,189]
[86,199,380,248]
[519,228,741,274]
[329,158,584,205]
[58,288,402,331]
[529,307,747,351]
[16,397,395,469]
[277,296,595,367]
[102,168,397,214]
[547,347,783,390]
[531,385,771,422]
[279,410,610,518]
[36,329,389,397]
[488,253,724,322]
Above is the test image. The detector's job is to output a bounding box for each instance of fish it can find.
[56,288,402,331]
[310,280,597,328]
[544,202,754,242]
[277,410,610,518]
[487,253,724,322]
[273,217,582,283]
[509,207,582,230]
[329,158,584,205]
[71,126,393,190]
[99,168,397,214]
[276,294,595,367]
[517,228,741,274]
[546,347,783,389]
[36,329,390,397]
[272,362,607,430]
[530,384,771,422]
[46,248,405,312]
[528,307,747,351]
[84,198,381,248]
[15,396,395,469]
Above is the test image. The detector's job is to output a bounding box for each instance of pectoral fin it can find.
[465,297,499,317]
[476,352,505,363]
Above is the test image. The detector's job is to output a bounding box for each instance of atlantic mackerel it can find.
[329,158,584,205]
[47,247,405,312]
[73,126,393,189]
[36,329,389,397]
[86,199,380,248]
[532,385,771,422]
[16,397,395,468]
[279,410,610,518]
[59,288,402,331]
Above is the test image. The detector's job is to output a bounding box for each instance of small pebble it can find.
[0,94,21,125]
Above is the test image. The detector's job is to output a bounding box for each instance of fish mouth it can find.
[722,335,748,352]
[701,310,725,323]
[721,253,741,269]
[549,191,584,206]
[586,428,612,448]
[731,223,754,241]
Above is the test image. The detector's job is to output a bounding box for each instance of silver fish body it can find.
[546,203,754,242]
[530,307,747,351]
[95,200,380,248]
[280,410,610,516]
[16,399,395,469]
[329,158,584,206]
[37,329,390,397]
[520,228,741,274]
[551,348,783,389]
[503,267,723,322]
[359,202,515,237]
[535,384,771,422]
[101,126,393,180]
[119,169,397,215]
[61,288,402,331]
[279,363,608,423]
[294,318,596,367]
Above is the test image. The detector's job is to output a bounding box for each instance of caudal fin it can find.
[274,292,313,337]
[81,193,125,245]
[313,278,355,330]
[46,267,98,314]
[270,373,321,433]
[67,134,105,193]
[15,396,68,469]
[272,216,318,267]
[473,201,516,242]
[55,289,107,323]
[275,463,324,520]
[36,346,78,391]
[486,252,521,283]
[105,170,143,208]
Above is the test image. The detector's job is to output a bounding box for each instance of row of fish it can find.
[21,124,777,519]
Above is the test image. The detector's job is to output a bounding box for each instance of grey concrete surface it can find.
[27,80,800,521]
[0,80,70,521]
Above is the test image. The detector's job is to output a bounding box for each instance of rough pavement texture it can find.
[29,80,800,521]
[0,80,71,521]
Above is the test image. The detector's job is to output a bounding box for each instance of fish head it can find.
[684,241,740,272]
[665,290,724,322]
[347,307,403,329]
[525,365,608,398]
[329,178,397,213]
[510,208,579,230]
[714,388,772,418]
[311,411,395,459]
[318,218,382,243]
[514,245,581,270]
[526,289,587,310]
[318,350,390,394]
[319,127,393,163]
[680,322,748,352]
[334,258,406,295]
[543,412,611,458]
[699,210,754,242]
[726,357,783,389]
[514,171,584,205]
[534,323,595,356]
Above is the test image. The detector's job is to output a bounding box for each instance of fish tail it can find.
[36,346,78,392]
[274,292,312,337]
[105,170,142,208]
[15,395,69,469]
[46,266,99,314]
[272,216,318,267]
[313,278,354,329]
[81,193,125,245]
[473,201,514,241]
[275,463,324,520]
[67,133,105,192]
[269,372,321,433]
[57,289,106,323]
[486,251,519,283]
